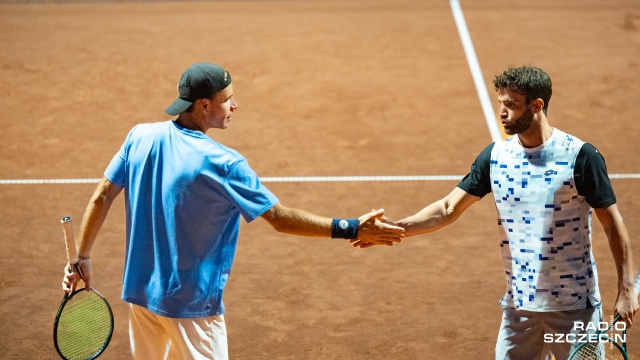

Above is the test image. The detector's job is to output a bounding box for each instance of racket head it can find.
[53,288,114,360]
[568,335,628,360]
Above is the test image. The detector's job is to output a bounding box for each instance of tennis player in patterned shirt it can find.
[353,66,638,360]
[61,62,404,360]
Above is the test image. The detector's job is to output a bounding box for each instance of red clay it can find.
[0,1,639,359]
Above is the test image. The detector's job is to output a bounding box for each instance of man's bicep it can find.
[575,144,616,208]
[224,160,279,222]
[96,177,123,203]
[457,143,494,198]
[593,204,622,231]
[448,187,481,216]
[260,202,283,222]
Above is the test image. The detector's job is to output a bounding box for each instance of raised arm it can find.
[61,177,123,292]
[261,203,404,245]
[594,204,638,327]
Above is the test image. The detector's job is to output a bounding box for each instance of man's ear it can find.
[196,98,209,113]
[530,98,545,114]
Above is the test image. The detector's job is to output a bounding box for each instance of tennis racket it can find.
[53,216,114,360]
[568,268,640,360]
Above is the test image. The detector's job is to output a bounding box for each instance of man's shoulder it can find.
[127,121,171,138]
[577,142,598,157]
[551,128,586,152]
[197,138,245,167]
[211,141,243,158]
[494,136,517,148]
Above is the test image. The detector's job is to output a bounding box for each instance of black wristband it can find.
[331,218,359,239]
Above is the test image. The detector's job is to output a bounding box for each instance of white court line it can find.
[1,174,638,185]
[262,175,463,182]
[450,0,502,143]
[1,2,637,186]
[0,176,462,185]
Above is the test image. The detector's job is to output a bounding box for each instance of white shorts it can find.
[495,305,602,360]
[128,303,229,360]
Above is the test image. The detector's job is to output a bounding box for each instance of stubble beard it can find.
[503,108,534,135]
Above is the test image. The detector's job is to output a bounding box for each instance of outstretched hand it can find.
[353,209,404,247]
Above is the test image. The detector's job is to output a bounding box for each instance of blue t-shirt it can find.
[104,120,279,318]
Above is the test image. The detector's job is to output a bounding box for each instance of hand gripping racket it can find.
[53,216,114,360]
[568,268,640,360]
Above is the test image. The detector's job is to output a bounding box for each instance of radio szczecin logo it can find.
[543,321,626,344]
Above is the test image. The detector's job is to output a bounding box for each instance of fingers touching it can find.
[353,209,405,248]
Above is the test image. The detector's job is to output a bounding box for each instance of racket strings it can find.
[56,291,112,360]
[570,340,626,360]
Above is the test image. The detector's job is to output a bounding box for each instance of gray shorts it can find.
[495,305,603,360]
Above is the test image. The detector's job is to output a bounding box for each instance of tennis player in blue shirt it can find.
[61,62,404,360]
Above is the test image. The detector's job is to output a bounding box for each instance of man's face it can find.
[497,88,534,135]
[203,84,238,130]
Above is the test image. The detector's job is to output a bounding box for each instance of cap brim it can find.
[165,98,193,116]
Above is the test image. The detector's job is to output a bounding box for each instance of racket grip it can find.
[60,216,78,264]
[635,267,640,296]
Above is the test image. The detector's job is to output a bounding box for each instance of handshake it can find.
[350,209,405,248]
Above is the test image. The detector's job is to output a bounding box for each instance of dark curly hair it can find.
[493,66,552,115]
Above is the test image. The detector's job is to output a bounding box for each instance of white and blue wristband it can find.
[331,218,359,239]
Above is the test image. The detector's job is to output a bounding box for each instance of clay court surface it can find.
[1,0,640,359]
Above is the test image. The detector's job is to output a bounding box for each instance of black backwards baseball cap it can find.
[165,62,232,116]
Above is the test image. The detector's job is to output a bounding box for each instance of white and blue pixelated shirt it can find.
[458,129,617,311]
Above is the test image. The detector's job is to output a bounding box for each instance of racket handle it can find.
[60,216,78,264]
[635,267,640,296]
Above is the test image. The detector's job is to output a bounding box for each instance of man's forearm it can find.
[607,223,634,290]
[77,178,122,257]
[396,200,453,237]
[596,205,638,326]
[596,206,635,290]
[396,187,479,238]
[263,204,332,238]
[262,203,404,245]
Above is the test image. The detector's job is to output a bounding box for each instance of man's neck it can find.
[175,113,206,133]
[518,118,553,148]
